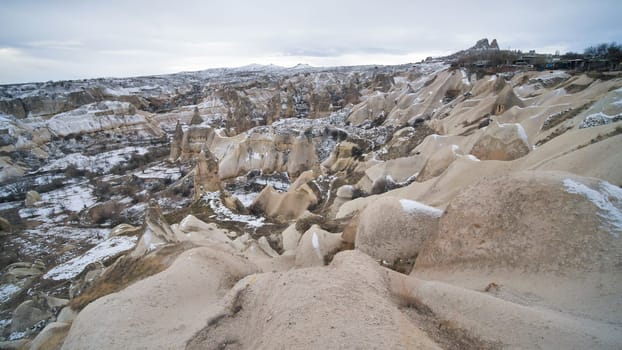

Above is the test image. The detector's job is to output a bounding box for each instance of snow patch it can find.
[563,179,622,237]
[43,235,138,281]
[399,199,442,217]
[579,112,622,129]
[203,191,265,228]
[311,232,322,260]
[8,331,25,341]
[0,284,21,304]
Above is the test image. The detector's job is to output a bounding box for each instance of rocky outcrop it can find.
[168,120,184,161]
[250,171,320,222]
[321,141,363,173]
[24,190,41,207]
[46,101,163,138]
[295,225,344,267]
[470,120,530,161]
[61,247,260,350]
[186,251,440,350]
[190,106,203,125]
[415,171,622,273]
[355,197,442,265]
[193,149,222,200]
[131,200,181,256]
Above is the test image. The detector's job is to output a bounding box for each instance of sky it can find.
[1,0,621,84]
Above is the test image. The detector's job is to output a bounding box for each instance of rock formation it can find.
[193,149,222,200]
[355,197,442,266]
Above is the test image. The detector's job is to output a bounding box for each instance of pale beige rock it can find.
[25,190,41,207]
[29,321,70,350]
[56,307,78,323]
[336,184,355,199]
[194,149,221,200]
[470,120,531,161]
[257,236,279,258]
[109,223,141,237]
[417,144,460,182]
[281,223,302,252]
[187,250,441,350]
[416,171,622,273]
[131,201,181,257]
[295,225,344,267]
[356,196,442,263]
[61,247,259,350]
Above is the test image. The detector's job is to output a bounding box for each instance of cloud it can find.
[0,0,621,82]
[25,40,83,51]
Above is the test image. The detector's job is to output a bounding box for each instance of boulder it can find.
[415,171,622,273]
[417,144,460,182]
[281,223,302,252]
[470,120,530,161]
[355,196,442,264]
[295,225,344,267]
[336,184,355,199]
[25,190,41,207]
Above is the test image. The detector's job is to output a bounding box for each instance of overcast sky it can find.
[1,0,621,84]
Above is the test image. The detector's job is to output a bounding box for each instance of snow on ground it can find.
[202,191,265,228]
[563,179,622,237]
[133,164,182,180]
[0,284,21,304]
[399,199,443,217]
[14,226,110,260]
[40,146,150,173]
[19,182,96,223]
[47,101,146,137]
[579,112,622,129]
[534,71,571,85]
[234,192,260,207]
[43,235,137,281]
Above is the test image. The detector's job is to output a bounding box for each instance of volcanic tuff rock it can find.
[355,196,442,264]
